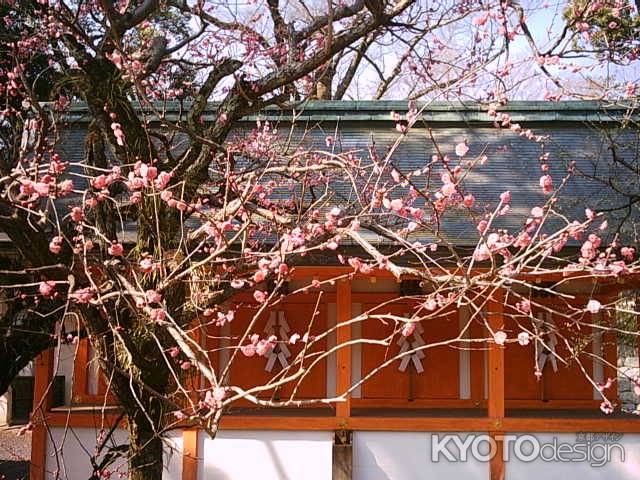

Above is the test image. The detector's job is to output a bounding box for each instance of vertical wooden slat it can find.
[470,319,485,406]
[602,296,619,403]
[336,279,352,418]
[182,428,199,480]
[72,338,89,402]
[487,290,505,480]
[30,348,54,480]
[487,291,505,417]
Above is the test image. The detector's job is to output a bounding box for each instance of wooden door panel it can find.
[544,312,594,400]
[504,312,539,400]
[504,305,595,401]
[412,309,459,399]
[361,303,409,399]
[361,303,459,400]
[227,301,327,400]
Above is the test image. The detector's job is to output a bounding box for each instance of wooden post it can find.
[332,430,352,480]
[336,279,352,419]
[182,428,199,480]
[487,291,505,480]
[30,348,54,480]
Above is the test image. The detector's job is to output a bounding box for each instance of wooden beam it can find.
[41,410,125,428]
[40,410,640,432]
[505,399,601,409]
[487,290,505,480]
[346,417,495,432]
[30,348,54,480]
[182,428,199,480]
[221,416,495,432]
[336,279,352,418]
[287,265,640,285]
[351,399,478,408]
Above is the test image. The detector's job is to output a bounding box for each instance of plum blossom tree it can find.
[0,0,639,479]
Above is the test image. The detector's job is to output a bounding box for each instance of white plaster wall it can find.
[353,431,487,480]
[505,432,640,480]
[0,391,8,425]
[197,430,333,480]
[53,344,76,405]
[45,427,182,480]
[354,431,640,480]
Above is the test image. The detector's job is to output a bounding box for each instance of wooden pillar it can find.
[336,279,352,419]
[182,428,199,480]
[487,291,505,480]
[30,348,54,480]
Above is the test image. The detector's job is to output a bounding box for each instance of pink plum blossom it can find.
[139,257,156,273]
[586,299,601,314]
[455,141,469,157]
[253,290,267,303]
[70,288,93,304]
[49,236,63,254]
[39,281,56,297]
[402,322,416,337]
[539,175,553,194]
[463,194,475,207]
[70,207,84,222]
[600,401,614,415]
[146,290,162,304]
[149,308,166,322]
[621,247,635,260]
[494,331,507,345]
[517,332,530,346]
[108,243,124,256]
[241,344,256,357]
[516,299,531,314]
[531,207,544,218]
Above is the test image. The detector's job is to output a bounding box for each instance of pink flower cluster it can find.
[241,334,277,357]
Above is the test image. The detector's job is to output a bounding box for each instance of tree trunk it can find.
[81,307,171,480]
[316,63,335,100]
[128,414,164,480]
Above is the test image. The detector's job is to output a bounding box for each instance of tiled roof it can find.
[4,102,637,248]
